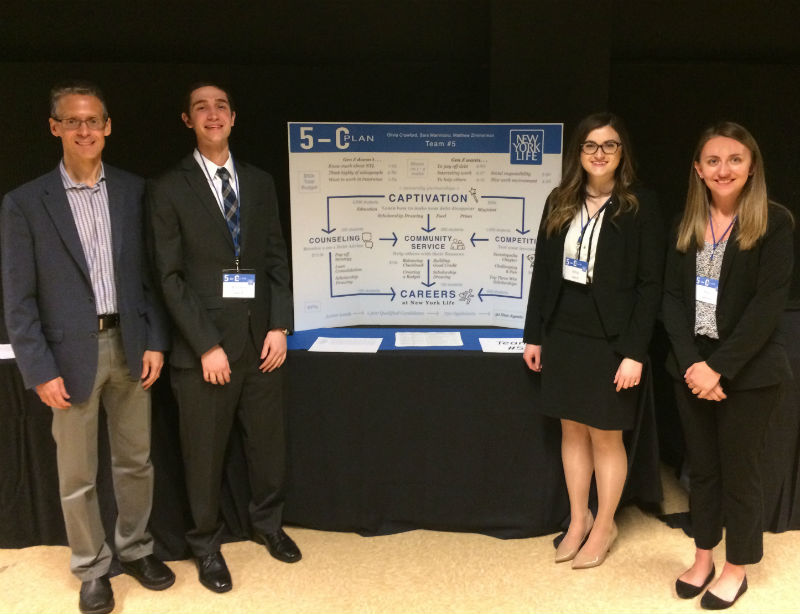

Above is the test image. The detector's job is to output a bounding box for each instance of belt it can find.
[98,313,119,331]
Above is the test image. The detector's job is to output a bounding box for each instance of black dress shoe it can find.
[120,554,176,590]
[676,564,716,599]
[195,551,232,593]
[256,528,302,563]
[701,576,748,610]
[79,575,114,614]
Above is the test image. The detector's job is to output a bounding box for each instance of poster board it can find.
[288,122,563,330]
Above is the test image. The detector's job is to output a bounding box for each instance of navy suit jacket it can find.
[1,164,170,403]
[662,202,794,390]
[523,187,665,362]
[147,154,293,369]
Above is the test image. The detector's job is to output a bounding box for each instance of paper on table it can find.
[478,338,524,353]
[394,332,463,347]
[308,336,382,353]
[0,344,15,359]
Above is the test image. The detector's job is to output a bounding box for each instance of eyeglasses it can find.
[580,140,621,155]
[52,117,107,131]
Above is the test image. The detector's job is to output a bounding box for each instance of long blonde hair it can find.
[544,112,639,237]
[677,121,768,252]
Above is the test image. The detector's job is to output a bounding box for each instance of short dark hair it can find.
[182,82,235,116]
[50,80,108,119]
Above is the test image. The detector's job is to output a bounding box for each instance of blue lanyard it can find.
[708,210,736,261]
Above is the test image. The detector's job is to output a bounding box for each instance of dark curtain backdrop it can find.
[1,0,799,545]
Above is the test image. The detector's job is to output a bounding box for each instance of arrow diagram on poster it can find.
[379,231,398,247]
[478,254,526,302]
[470,232,489,247]
[421,260,435,288]
[323,194,385,234]
[481,195,529,235]
[328,252,396,300]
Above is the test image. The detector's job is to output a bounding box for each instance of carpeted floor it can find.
[1,465,798,613]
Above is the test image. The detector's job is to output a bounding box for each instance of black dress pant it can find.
[172,339,287,557]
[675,382,781,565]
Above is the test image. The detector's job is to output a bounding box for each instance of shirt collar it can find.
[58,160,106,190]
[193,149,235,179]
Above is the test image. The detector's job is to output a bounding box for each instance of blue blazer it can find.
[1,164,169,403]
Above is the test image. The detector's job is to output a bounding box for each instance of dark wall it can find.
[1,0,799,300]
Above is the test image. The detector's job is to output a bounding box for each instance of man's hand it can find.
[523,344,542,372]
[36,377,71,409]
[201,345,231,385]
[614,357,643,392]
[140,350,164,389]
[260,329,287,373]
[685,361,722,398]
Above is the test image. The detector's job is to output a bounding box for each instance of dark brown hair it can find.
[544,112,639,236]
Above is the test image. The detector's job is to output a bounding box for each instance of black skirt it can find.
[538,282,639,430]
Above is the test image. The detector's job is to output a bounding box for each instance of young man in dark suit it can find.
[147,83,300,594]
[1,81,174,614]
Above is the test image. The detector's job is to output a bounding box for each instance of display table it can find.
[0,327,664,558]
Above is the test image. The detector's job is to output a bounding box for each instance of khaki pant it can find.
[51,328,154,580]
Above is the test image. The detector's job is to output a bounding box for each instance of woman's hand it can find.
[685,361,724,400]
[614,357,643,392]
[523,344,542,372]
[698,382,727,401]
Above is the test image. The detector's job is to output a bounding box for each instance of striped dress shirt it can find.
[59,161,117,315]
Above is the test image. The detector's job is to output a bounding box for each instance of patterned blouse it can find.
[694,239,728,338]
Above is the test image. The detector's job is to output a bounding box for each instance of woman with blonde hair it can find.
[523,112,664,568]
[663,121,793,609]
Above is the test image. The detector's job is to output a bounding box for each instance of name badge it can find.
[563,257,588,284]
[222,269,256,299]
[695,276,719,305]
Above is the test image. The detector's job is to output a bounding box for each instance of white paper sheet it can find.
[308,336,382,353]
[394,332,463,347]
[0,344,15,359]
[478,337,524,353]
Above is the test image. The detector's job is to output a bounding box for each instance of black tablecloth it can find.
[3,315,797,558]
[0,346,664,558]
[281,351,662,537]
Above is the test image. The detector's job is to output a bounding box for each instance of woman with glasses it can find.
[662,122,793,609]
[523,112,664,568]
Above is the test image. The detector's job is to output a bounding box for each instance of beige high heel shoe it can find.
[572,521,618,569]
[554,509,594,563]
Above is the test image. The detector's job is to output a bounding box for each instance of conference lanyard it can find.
[708,210,736,261]
[576,200,608,267]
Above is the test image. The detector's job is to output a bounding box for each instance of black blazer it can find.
[523,187,664,362]
[147,154,293,369]
[662,202,794,390]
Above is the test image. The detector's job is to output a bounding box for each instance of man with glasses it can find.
[1,81,174,614]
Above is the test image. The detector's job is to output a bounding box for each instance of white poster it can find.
[288,123,563,331]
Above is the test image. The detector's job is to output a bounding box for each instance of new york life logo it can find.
[509,129,544,165]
